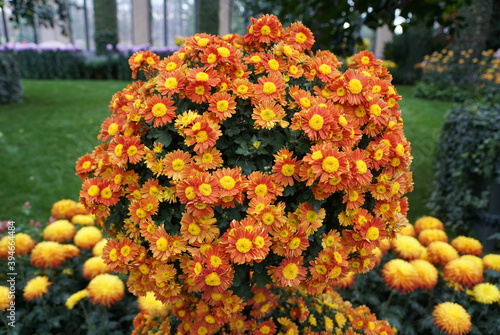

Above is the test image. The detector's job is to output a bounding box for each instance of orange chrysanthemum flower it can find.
[184,119,222,152]
[269,256,307,287]
[254,73,286,104]
[231,78,254,99]
[108,135,145,167]
[271,148,300,187]
[483,253,500,271]
[246,14,284,44]
[433,302,471,335]
[451,236,483,256]
[83,256,111,279]
[247,171,283,201]
[162,149,192,180]
[223,221,270,264]
[342,69,369,105]
[443,256,483,288]
[391,235,426,260]
[208,91,237,121]
[427,241,459,265]
[23,276,51,300]
[0,286,13,310]
[143,94,176,127]
[252,100,287,130]
[193,147,224,171]
[285,21,315,51]
[74,226,103,249]
[14,233,36,256]
[300,106,335,141]
[30,241,68,269]
[382,258,420,293]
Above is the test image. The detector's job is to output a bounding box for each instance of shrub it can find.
[338,217,500,335]
[76,14,413,333]
[428,99,500,242]
[0,51,23,105]
[414,49,500,102]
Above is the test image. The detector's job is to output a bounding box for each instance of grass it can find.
[0,81,454,227]
[0,80,128,225]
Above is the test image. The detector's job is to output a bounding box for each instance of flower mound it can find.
[76,14,412,333]
[432,302,472,335]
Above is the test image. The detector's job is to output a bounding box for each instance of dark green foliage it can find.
[15,49,84,79]
[383,24,446,85]
[196,0,219,35]
[0,51,23,104]
[428,100,500,239]
[93,0,119,55]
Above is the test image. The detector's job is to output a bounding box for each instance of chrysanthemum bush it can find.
[76,14,413,334]
[338,216,500,335]
[0,199,138,335]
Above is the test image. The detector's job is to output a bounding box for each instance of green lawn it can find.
[0,80,128,226]
[0,81,454,227]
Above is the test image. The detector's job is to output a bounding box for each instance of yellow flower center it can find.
[82,161,91,169]
[349,191,359,202]
[348,79,363,94]
[262,212,275,225]
[282,263,299,280]
[322,156,339,173]
[319,64,332,75]
[219,176,236,190]
[165,77,178,90]
[217,47,230,57]
[281,164,295,177]
[260,25,271,35]
[391,181,400,195]
[108,123,119,136]
[209,255,222,268]
[195,85,205,95]
[250,55,261,63]
[188,223,201,235]
[152,103,167,117]
[254,184,268,197]
[237,85,248,94]
[207,53,217,64]
[308,114,324,131]
[204,272,221,286]
[172,158,185,171]
[372,85,381,93]
[195,72,209,81]
[374,149,384,161]
[311,150,323,160]
[254,236,266,249]
[201,153,213,164]
[196,130,209,143]
[361,56,370,65]
[185,186,196,201]
[329,265,342,279]
[260,325,271,334]
[295,32,307,44]
[216,100,229,112]
[165,61,177,71]
[299,97,311,108]
[262,82,277,95]
[133,54,143,63]
[260,109,276,122]
[109,248,118,262]
[395,143,405,156]
[268,59,280,71]
[100,187,112,199]
[156,237,168,251]
[336,87,346,96]
[355,160,367,174]
[88,185,100,197]
[288,237,301,250]
[366,227,380,241]
[114,144,123,157]
[127,145,138,157]
[198,183,212,196]
[370,104,381,116]
[197,38,209,47]
[236,238,253,253]
[289,65,298,74]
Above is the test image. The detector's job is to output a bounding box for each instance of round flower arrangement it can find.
[76,14,412,333]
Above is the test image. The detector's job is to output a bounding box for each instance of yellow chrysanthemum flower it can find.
[23,276,51,300]
[15,233,36,256]
[426,241,459,265]
[414,216,444,234]
[398,223,416,237]
[71,214,95,226]
[467,282,500,304]
[451,236,482,256]
[30,241,68,269]
[65,289,89,310]
[83,256,110,279]
[483,254,500,271]
[432,302,471,335]
[411,259,438,290]
[43,219,76,243]
[392,235,426,260]
[87,274,125,307]
[74,226,103,249]
[418,229,448,246]
[92,239,108,257]
[137,291,169,316]
[382,258,420,293]
[0,286,13,310]
[51,199,86,220]
[443,256,483,288]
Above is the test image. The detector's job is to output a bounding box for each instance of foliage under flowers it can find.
[414,48,500,102]
[0,199,137,334]
[76,14,413,333]
[338,216,500,335]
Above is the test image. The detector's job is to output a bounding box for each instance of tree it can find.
[93,0,118,54]
[195,0,219,35]
[236,0,468,57]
